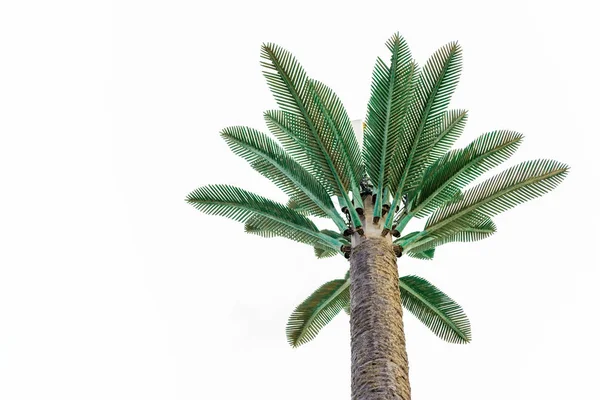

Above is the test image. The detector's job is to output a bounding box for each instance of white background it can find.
[1,0,598,399]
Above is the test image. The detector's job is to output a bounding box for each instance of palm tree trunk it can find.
[349,196,410,400]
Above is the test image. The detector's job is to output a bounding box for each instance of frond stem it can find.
[394,230,427,248]
[395,212,412,235]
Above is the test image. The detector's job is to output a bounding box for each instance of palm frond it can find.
[405,218,496,253]
[264,110,314,171]
[286,279,350,347]
[261,43,362,228]
[261,43,311,118]
[221,126,346,229]
[242,218,334,255]
[385,42,462,230]
[425,159,569,236]
[363,33,415,219]
[427,109,468,162]
[403,42,463,190]
[410,130,523,218]
[309,79,365,207]
[399,275,471,343]
[186,185,341,250]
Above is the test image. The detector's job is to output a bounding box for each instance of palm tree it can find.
[186,33,568,400]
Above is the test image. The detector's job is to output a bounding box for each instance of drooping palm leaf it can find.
[409,130,523,218]
[384,42,463,230]
[286,279,350,347]
[339,273,471,343]
[221,126,347,230]
[363,33,414,220]
[186,185,341,250]
[399,275,471,343]
[261,43,362,228]
[425,159,569,237]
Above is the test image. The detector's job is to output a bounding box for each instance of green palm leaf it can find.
[245,225,346,259]
[261,45,339,192]
[427,109,468,163]
[363,33,415,220]
[410,130,523,218]
[425,159,569,236]
[385,42,463,230]
[261,43,362,228]
[402,42,463,190]
[221,126,347,230]
[286,279,350,347]
[186,185,341,250]
[405,218,496,253]
[399,275,471,343]
[309,79,365,208]
[243,216,343,255]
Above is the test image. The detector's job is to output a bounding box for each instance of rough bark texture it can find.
[349,195,410,400]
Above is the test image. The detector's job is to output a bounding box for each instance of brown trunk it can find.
[349,196,410,400]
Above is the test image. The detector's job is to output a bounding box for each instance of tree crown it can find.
[187,33,568,347]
